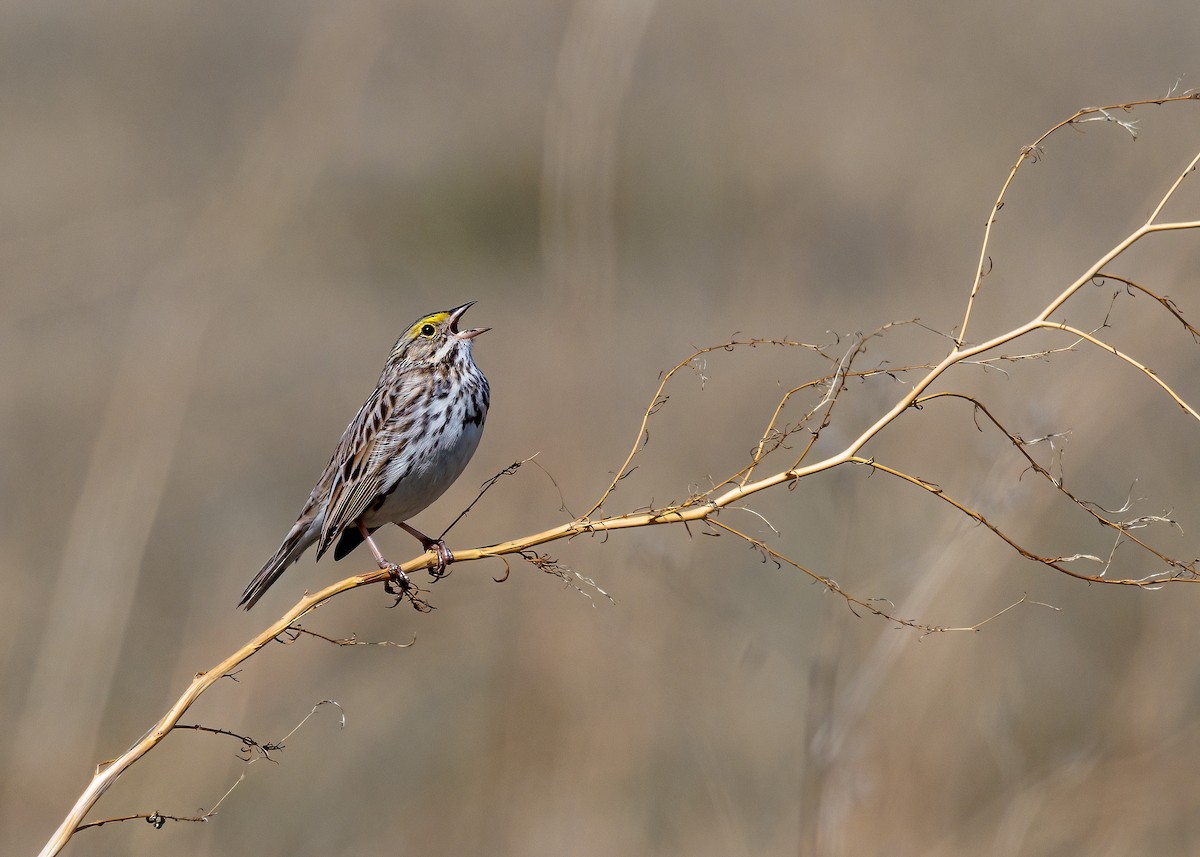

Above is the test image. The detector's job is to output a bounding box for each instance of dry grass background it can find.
[4,2,1200,855]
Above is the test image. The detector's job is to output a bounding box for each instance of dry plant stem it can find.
[36,568,422,857]
[849,457,1186,587]
[474,198,1200,567]
[957,94,1200,345]
[39,99,1200,856]
[582,337,834,519]
[918,392,1192,577]
[1092,273,1200,341]
[738,357,935,489]
[1036,321,1200,418]
[791,215,1200,500]
[704,519,950,633]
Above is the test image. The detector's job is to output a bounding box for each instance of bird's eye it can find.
[420,323,436,337]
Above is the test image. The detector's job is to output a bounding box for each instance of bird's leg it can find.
[398,521,453,579]
[361,525,389,568]
[361,523,410,595]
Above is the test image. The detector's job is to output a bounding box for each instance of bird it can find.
[239,301,490,609]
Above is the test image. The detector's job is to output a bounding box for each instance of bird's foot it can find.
[384,564,434,611]
[383,564,411,597]
[423,539,454,580]
[397,522,454,580]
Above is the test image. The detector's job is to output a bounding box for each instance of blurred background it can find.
[4,2,1200,854]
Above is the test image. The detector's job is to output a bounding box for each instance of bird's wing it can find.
[315,367,424,558]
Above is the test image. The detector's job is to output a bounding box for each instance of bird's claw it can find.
[383,567,435,612]
[425,540,454,580]
[383,564,411,597]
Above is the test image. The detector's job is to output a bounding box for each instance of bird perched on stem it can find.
[240,301,490,610]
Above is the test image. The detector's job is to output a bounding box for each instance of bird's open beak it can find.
[448,301,490,340]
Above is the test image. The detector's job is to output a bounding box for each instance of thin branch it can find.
[74,702,342,833]
[849,456,1196,587]
[38,96,1200,857]
[789,325,895,470]
[704,518,954,634]
[440,457,537,540]
[921,593,1061,640]
[737,358,934,489]
[173,723,285,761]
[916,392,1196,578]
[1147,147,1200,224]
[957,93,1200,346]
[1036,321,1200,420]
[581,337,829,519]
[1092,273,1200,342]
[275,624,415,648]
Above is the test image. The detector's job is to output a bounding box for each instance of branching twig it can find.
[1035,321,1200,420]
[957,92,1200,346]
[1091,273,1200,343]
[37,94,1200,857]
[582,337,832,519]
[705,518,950,633]
[916,392,1196,579]
[173,723,286,761]
[440,457,538,540]
[919,593,1061,640]
[75,701,341,833]
[850,454,1196,587]
[275,624,415,649]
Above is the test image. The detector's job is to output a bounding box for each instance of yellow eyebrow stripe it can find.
[409,312,450,336]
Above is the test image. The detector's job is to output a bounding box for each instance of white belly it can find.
[360,404,486,527]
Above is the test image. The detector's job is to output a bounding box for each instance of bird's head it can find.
[390,301,489,365]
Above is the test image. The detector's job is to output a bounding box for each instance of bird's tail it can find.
[239,520,316,610]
